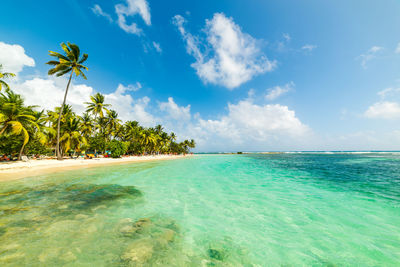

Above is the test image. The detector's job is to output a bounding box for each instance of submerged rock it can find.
[119,217,152,237]
[1,183,142,219]
[208,248,224,261]
[121,238,154,264]
[118,216,180,265]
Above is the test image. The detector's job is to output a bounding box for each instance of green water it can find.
[0,153,399,266]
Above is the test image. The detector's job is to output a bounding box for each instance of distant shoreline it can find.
[0,155,190,182]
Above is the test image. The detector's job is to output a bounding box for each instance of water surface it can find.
[0,153,399,266]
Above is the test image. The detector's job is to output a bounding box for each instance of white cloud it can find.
[159,97,191,121]
[364,101,400,119]
[12,75,156,126]
[152,41,162,53]
[104,85,157,126]
[395,42,400,54]
[11,77,94,115]
[0,42,35,74]
[91,4,113,23]
[276,33,292,51]
[190,98,310,150]
[358,46,383,68]
[301,44,317,52]
[377,87,400,99]
[115,0,151,34]
[282,33,291,42]
[364,87,400,120]
[265,82,294,100]
[115,82,142,93]
[173,13,276,89]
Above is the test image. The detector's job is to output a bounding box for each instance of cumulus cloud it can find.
[364,101,400,119]
[190,98,310,151]
[115,0,151,34]
[0,42,35,74]
[173,13,276,89]
[11,77,94,114]
[301,44,317,52]
[364,87,400,119]
[159,97,191,121]
[91,4,113,22]
[104,84,156,125]
[265,82,294,100]
[357,46,383,68]
[12,75,156,126]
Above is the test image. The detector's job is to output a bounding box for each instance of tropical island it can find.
[0,42,196,166]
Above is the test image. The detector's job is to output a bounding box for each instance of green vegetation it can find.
[0,43,195,160]
[47,42,89,160]
[0,64,16,91]
[107,140,128,158]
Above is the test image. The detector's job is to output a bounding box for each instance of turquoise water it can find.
[0,153,400,266]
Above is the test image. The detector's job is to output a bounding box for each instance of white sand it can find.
[0,155,189,181]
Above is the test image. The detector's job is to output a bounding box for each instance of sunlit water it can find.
[0,153,400,266]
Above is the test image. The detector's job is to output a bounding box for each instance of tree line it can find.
[0,43,195,160]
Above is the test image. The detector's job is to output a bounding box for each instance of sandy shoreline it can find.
[0,155,190,182]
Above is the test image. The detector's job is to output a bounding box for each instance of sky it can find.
[1,0,400,152]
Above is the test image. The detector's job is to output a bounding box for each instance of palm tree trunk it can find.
[18,142,26,161]
[0,124,8,135]
[93,113,97,155]
[56,72,73,160]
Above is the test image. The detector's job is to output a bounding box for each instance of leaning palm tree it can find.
[0,64,16,91]
[0,90,39,159]
[47,42,88,160]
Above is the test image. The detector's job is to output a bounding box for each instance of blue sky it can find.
[1,0,400,151]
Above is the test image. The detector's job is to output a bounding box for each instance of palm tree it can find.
[0,64,16,91]
[31,110,55,148]
[85,93,110,122]
[105,109,121,139]
[139,130,158,154]
[80,112,94,138]
[155,124,163,134]
[170,132,177,142]
[60,117,87,157]
[0,90,39,159]
[47,42,88,160]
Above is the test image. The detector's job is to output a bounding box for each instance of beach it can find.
[0,155,189,181]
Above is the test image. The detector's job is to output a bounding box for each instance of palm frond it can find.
[21,127,29,146]
[9,121,23,135]
[78,53,88,64]
[48,51,70,62]
[68,43,80,59]
[56,68,73,77]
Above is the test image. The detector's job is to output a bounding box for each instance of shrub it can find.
[107,140,128,158]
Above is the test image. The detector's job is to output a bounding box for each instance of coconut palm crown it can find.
[0,64,16,91]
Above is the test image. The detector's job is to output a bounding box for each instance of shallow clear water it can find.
[0,153,400,266]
